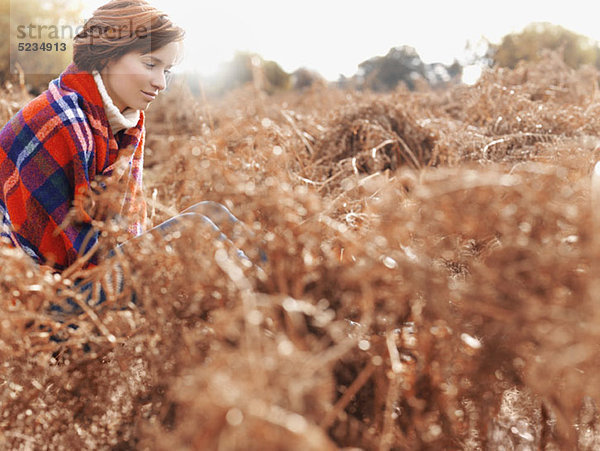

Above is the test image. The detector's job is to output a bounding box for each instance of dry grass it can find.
[2,52,600,449]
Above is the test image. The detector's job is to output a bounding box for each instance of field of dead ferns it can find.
[4,52,600,449]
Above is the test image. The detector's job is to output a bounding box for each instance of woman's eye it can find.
[145,63,155,69]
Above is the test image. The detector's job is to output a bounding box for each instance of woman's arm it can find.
[0,99,100,271]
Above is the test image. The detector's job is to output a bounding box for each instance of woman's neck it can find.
[92,71,140,133]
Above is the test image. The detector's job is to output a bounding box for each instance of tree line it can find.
[1,1,600,96]
[188,22,600,96]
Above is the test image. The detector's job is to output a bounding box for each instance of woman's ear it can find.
[99,57,114,74]
[98,60,108,74]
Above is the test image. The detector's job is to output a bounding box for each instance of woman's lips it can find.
[141,91,156,100]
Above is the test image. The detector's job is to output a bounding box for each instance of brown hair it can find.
[73,0,185,73]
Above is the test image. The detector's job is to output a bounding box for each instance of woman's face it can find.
[100,41,181,112]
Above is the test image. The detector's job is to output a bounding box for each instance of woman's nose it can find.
[151,71,166,91]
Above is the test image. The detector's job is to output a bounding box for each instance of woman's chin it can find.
[130,103,149,111]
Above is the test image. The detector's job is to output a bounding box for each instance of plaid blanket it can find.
[0,62,146,271]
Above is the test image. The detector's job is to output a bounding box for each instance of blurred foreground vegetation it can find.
[2,49,600,449]
[4,3,600,449]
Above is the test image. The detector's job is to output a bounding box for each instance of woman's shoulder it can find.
[0,80,94,163]
[27,79,86,122]
[2,79,90,135]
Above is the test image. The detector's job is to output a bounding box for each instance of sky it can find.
[81,0,600,81]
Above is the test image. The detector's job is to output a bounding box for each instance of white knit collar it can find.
[92,70,141,134]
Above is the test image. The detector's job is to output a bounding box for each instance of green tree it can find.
[358,46,426,92]
[207,51,290,96]
[262,59,290,93]
[0,0,12,83]
[492,22,600,69]
[291,67,325,90]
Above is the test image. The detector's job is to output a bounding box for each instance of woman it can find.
[0,1,254,326]
[0,0,240,274]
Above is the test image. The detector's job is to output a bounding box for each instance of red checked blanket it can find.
[0,62,146,271]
